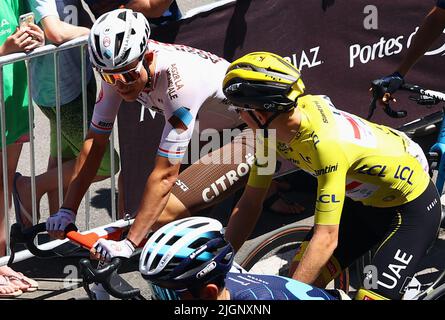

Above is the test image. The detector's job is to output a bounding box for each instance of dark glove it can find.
[379,71,405,94]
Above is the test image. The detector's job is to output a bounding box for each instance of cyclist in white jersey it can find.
[44,9,260,256]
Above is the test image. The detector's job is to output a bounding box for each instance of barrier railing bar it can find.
[54,52,64,206]
[0,67,10,255]
[80,44,91,230]
[0,36,88,67]
[110,130,116,222]
[25,60,38,226]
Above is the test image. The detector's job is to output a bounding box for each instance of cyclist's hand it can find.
[46,208,76,239]
[372,71,404,104]
[91,238,135,262]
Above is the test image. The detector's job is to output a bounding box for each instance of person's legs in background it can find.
[0,143,38,294]
[14,79,120,221]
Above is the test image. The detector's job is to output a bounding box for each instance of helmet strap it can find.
[142,56,152,90]
[247,110,280,139]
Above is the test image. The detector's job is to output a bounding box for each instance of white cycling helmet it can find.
[88,8,151,71]
[139,217,234,292]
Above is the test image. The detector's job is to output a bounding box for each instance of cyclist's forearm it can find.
[62,138,107,211]
[225,187,268,252]
[398,7,445,76]
[292,232,337,284]
[127,163,180,245]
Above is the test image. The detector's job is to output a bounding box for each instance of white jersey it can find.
[91,40,242,159]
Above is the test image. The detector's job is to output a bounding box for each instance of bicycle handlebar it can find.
[79,258,141,300]
[8,222,141,300]
[368,80,445,120]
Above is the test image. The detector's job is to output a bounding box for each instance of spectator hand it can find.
[23,23,45,51]
[1,28,32,55]
[46,208,76,239]
[91,239,135,262]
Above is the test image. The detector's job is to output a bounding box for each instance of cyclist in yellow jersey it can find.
[222,52,442,300]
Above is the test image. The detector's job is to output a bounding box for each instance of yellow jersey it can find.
[248,95,430,225]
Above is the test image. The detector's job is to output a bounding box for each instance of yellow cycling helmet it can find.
[223,52,305,113]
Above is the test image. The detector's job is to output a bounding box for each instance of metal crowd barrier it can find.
[0,36,118,264]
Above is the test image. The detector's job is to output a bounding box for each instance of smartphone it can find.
[19,12,35,28]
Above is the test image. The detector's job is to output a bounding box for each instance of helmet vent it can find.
[189,237,209,250]
[114,32,125,58]
[93,34,103,60]
[191,222,208,229]
[165,235,181,247]
[97,13,109,24]
[151,253,163,269]
[117,10,127,21]
[120,49,131,64]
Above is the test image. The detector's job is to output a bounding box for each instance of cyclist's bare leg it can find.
[151,193,190,231]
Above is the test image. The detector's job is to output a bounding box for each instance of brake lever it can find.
[409,95,440,106]
[79,257,141,300]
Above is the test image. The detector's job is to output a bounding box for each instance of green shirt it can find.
[0,0,30,147]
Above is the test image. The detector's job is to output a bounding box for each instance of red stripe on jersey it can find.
[344,114,361,139]
[346,181,362,191]
[158,147,184,155]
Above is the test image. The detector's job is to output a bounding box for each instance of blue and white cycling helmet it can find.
[139,217,234,295]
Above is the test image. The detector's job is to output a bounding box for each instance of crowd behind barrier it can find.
[0,36,119,264]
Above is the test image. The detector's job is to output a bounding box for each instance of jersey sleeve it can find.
[245,135,275,189]
[157,106,198,159]
[90,81,122,134]
[313,139,349,225]
[156,62,205,159]
[28,0,60,24]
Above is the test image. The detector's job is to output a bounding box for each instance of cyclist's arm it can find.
[292,141,347,284]
[292,224,339,284]
[225,161,274,252]
[126,94,201,245]
[126,155,181,245]
[127,0,173,18]
[397,5,445,76]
